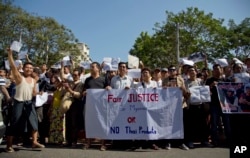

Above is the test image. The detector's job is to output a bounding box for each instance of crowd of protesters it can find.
[1,48,250,153]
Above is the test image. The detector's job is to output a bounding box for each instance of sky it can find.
[13,0,250,63]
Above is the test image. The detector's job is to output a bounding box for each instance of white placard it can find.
[188,52,206,63]
[85,88,183,140]
[51,61,61,69]
[80,60,92,69]
[10,41,22,53]
[189,86,211,103]
[127,69,141,79]
[128,55,139,69]
[35,92,48,107]
[4,60,22,70]
[18,51,27,60]
[215,58,228,67]
[179,59,194,66]
[234,72,250,83]
[102,57,120,71]
[63,56,71,66]
[233,58,244,65]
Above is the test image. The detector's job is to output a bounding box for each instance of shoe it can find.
[152,144,159,150]
[62,143,72,147]
[32,143,45,148]
[128,146,137,151]
[5,147,14,153]
[165,143,171,150]
[71,143,77,148]
[202,141,213,147]
[187,142,194,149]
[179,143,189,150]
[83,144,90,150]
[100,145,106,151]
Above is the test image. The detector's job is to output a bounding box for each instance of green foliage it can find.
[130,7,249,68]
[0,1,80,67]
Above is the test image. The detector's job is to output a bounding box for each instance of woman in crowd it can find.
[48,75,66,145]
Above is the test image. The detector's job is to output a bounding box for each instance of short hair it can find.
[188,66,195,70]
[78,67,85,73]
[91,62,101,70]
[141,67,151,73]
[212,64,221,69]
[73,68,81,75]
[23,62,33,68]
[33,67,41,74]
[168,65,176,69]
[118,62,127,68]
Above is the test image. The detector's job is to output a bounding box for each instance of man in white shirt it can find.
[109,62,133,89]
[153,68,162,88]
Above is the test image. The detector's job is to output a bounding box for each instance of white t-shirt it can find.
[135,80,157,89]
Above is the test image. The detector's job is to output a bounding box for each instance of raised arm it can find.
[7,48,22,85]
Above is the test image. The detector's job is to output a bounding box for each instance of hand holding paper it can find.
[10,41,22,53]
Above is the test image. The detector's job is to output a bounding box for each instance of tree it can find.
[228,18,250,60]
[130,7,234,68]
[0,1,80,67]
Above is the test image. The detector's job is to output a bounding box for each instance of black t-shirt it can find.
[84,76,108,90]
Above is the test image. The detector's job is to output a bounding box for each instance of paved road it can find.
[0,143,229,158]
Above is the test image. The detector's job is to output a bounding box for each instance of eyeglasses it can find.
[73,74,78,77]
[169,69,176,72]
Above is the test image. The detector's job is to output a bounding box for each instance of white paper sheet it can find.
[35,92,48,107]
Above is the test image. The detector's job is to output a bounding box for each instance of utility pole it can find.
[176,23,180,63]
[45,44,49,64]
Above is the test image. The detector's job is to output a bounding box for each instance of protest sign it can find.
[85,88,184,140]
[127,69,141,79]
[189,86,210,104]
[35,92,48,107]
[128,55,139,69]
[103,57,120,71]
[217,82,250,113]
[233,73,250,83]
[63,56,71,66]
[80,60,92,69]
[188,52,206,63]
[4,60,22,70]
[215,59,229,67]
[18,51,27,60]
[10,41,22,53]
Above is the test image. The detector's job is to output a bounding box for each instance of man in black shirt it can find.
[82,62,108,151]
[205,64,231,147]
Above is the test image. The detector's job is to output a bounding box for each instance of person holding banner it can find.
[82,62,109,151]
[107,62,133,150]
[153,68,162,88]
[205,64,231,147]
[162,65,189,150]
[239,84,250,112]
[160,68,169,80]
[184,66,211,148]
[131,67,160,150]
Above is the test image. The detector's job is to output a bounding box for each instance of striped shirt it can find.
[0,77,6,86]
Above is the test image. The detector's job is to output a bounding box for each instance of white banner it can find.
[85,88,183,140]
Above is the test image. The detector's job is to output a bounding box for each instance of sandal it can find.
[100,145,106,151]
[83,144,90,150]
[32,143,45,148]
